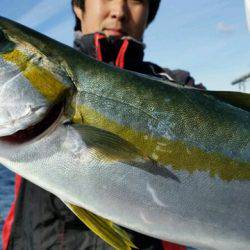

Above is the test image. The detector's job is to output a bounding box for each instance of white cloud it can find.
[216,21,235,33]
[245,0,250,31]
[17,0,68,28]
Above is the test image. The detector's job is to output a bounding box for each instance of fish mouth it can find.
[0,102,63,143]
[0,105,49,137]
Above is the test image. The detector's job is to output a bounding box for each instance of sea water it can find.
[0,166,14,250]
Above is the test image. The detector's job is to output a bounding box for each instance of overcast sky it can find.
[0,0,249,92]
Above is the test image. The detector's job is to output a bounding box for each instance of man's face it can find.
[74,0,149,41]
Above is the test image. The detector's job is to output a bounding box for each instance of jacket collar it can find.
[73,31,145,69]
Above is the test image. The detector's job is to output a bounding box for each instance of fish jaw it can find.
[0,105,49,137]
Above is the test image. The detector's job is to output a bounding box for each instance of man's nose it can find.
[110,0,128,21]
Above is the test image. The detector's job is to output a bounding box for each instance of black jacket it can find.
[5,33,203,250]
[73,32,204,89]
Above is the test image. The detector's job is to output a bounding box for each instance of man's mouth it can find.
[103,28,127,38]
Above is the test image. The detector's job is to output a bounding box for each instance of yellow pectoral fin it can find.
[66,124,179,182]
[70,124,143,162]
[66,203,137,250]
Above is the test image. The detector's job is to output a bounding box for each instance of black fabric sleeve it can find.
[163,68,206,89]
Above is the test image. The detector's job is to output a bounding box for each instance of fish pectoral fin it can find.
[70,124,144,162]
[146,159,180,182]
[69,124,179,181]
[65,203,137,250]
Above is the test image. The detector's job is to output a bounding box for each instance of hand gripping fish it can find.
[0,16,249,250]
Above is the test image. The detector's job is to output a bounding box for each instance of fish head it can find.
[0,16,73,140]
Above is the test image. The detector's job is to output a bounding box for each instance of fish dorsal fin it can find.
[66,203,137,250]
[207,90,250,112]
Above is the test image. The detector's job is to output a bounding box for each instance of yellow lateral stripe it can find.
[23,64,67,102]
[2,49,67,102]
[73,104,250,181]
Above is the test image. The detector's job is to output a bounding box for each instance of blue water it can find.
[0,165,14,250]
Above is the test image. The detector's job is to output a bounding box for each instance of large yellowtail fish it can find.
[0,16,249,250]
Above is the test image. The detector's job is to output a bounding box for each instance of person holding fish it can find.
[2,0,205,249]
